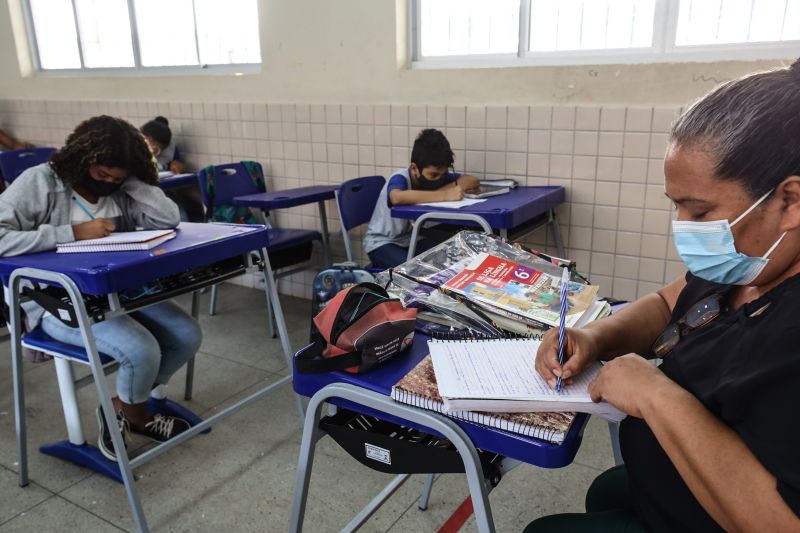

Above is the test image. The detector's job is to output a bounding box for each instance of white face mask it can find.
[671,189,786,285]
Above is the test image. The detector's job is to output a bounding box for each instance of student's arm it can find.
[168,160,188,174]
[0,129,31,150]
[535,276,685,386]
[389,185,465,205]
[589,358,800,532]
[0,175,76,256]
[119,177,180,229]
[456,174,480,192]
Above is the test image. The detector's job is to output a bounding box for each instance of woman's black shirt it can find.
[620,272,800,531]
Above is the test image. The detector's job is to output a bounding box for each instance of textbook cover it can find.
[442,252,598,327]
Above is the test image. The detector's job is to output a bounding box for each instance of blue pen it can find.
[555,267,570,392]
[72,197,95,220]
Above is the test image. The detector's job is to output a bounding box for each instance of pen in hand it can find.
[555,267,570,392]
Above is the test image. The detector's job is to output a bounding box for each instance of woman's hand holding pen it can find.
[535,327,602,389]
[72,219,116,240]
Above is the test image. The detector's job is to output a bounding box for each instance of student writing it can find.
[363,128,480,269]
[0,115,201,462]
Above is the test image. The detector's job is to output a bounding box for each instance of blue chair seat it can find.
[23,326,114,365]
[266,227,321,251]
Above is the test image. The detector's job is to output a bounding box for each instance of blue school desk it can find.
[1,223,301,533]
[233,184,338,265]
[392,185,567,258]
[289,333,589,532]
[157,172,197,190]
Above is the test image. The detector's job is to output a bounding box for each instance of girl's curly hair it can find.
[50,115,158,187]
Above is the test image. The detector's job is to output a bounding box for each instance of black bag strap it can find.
[22,287,78,328]
[295,338,363,373]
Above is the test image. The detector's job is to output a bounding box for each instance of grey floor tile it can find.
[0,465,53,525]
[0,495,123,532]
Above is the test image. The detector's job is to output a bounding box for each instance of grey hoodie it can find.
[0,163,180,326]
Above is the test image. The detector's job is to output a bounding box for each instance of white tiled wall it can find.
[0,98,687,301]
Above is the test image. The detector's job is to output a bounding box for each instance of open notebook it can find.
[56,229,176,253]
[391,355,574,444]
[429,338,626,422]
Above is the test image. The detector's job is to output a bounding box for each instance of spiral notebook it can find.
[56,229,176,253]
[391,355,574,444]
[429,337,626,422]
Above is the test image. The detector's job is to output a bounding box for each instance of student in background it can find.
[363,128,480,269]
[141,116,204,221]
[0,128,33,151]
[0,115,201,461]
[141,116,187,174]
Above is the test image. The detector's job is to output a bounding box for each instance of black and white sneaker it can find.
[96,405,130,462]
[135,414,191,444]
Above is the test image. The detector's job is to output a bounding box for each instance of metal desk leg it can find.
[289,383,495,533]
[406,212,493,262]
[209,284,219,316]
[9,276,28,487]
[317,200,332,267]
[185,290,200,401]
[258,248,305,422]
[549,209,566,259]
[418,473,435,510]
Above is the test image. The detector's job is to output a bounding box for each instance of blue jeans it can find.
[41,301,202,404]
[367,238,438,269]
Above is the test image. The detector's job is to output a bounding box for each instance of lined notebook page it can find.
[431,338,610,402]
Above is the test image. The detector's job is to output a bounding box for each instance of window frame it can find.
[22,0,261,76]
[410,0,800,69]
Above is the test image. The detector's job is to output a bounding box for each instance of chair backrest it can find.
[195,162,266,208]
[0,147,57,184]
[335,175,385,262]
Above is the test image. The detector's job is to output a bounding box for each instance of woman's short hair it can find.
[50,115,158,186]
[141,116,172,148]
[670,58,800,198]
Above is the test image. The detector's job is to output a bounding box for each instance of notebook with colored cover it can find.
[391,355,574,444]
[56,229,177,253]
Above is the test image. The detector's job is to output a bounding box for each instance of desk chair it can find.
[10,293,205,483]
[334,175,385,273]
[197,162,322,320]
[0,147,57,185]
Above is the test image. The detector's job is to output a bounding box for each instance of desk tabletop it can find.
[158,173,197,190]
[293,333,587,468]
[391,185,565,230]
[0,223,268,295]
[233,185,338,209]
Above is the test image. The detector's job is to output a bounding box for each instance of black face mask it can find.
[414,172,446,191]
[84,177,122,197]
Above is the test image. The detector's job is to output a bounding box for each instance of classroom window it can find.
[25,0,261,72]
[412,0,800,67]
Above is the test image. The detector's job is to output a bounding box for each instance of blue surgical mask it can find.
[671,189,786,285]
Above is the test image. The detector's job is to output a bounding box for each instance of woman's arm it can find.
[587,275,685,359]
[590,358,800,532]
[119,178,180,229]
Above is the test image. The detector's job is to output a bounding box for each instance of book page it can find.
[430,338,600,402]
[417,198,487,208]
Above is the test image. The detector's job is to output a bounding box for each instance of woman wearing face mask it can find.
[527,60,800,532]
[0,115,201,462]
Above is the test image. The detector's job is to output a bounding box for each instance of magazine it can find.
[442,252,599,328]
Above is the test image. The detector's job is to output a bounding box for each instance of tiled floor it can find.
[0,285,616,532]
